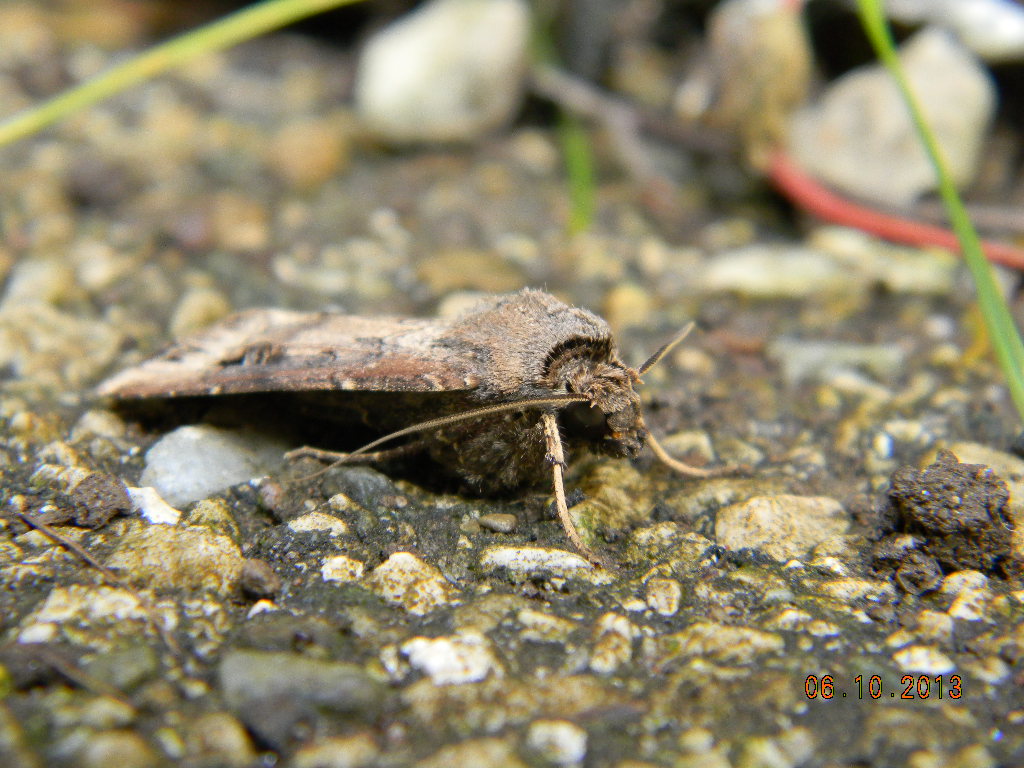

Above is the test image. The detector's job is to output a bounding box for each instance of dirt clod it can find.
[873,450,1019,589]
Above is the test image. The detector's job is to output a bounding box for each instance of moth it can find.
[98,289,726,564]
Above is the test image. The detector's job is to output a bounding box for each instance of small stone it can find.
[601,283,654,332]
[71,410,127,441]
[941,570,989,595]
[715,495,849,561]
[479,545,610,584]
[83,644,160,692]
[291,733,380,768]
[355,0,530,143]
[886,0,1024,61]
[219,649,384,716]
[125,486,181,525]
[589,613,637,674]
[268,115,351,191]
[525,719,588,766]
[105,520,244,594]
[789,28,995,206]
[914,610,954,644]
[184,712,257,768]
[892,645,955,675]
[140,425,288,508]
[767,337,906,386]
[816,577,895,604]
[185,498,241,541]
[478,513,517,533]
[288,511,350,537]
[239,559,282,599]
[19,585,148,645]
[943,442,1024,479]
[168,286,232,338]
[322,554,366,583]
[366,552,454,615]
[415,738,526,768]
[645,578,683,616]
[516,608,577,643]
[401,632,503,685]
[78,730,158,768]
[210,191,270,252]
[946,587,991,622]
[652,622,784,666]
[696,245,850,298]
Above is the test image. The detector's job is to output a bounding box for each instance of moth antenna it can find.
[288,393,591,483]
[645,428,740,478]
[637,322,696,376]
[541,412,610,569]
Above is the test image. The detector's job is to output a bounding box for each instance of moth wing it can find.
[97,309,483,398]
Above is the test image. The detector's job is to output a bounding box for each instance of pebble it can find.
[816,577,895,604]
[168,285,232,337]
[516,608,577,643]
[478,513,518,533]
[886,0,1024,62]
[354,0,530,143]
[183,712,257,768]
[239,559,282,599]
[291,733,380,768]
[589,613,638,674]
[78,730,158,768]
[892,645,955,675]
[0,303,122,390]
[125,486,181,525]
[714,495,849,561]
[645,578,683,616]
[210,191,270,252]
[525,719,588,766]
[71,409,127,441]
[140,425,287,508]
[288,511,350,537]
[479,546,612,584]
[415,738,526,768]
[696,244,850,298]
[105,520,244,594]
[19,585,149,645]
[770,337,906,388]
[913,610,954,645]
[943,442,1024,479]
[401,632,503,685]
[650,622,784,666]
[322,554,366,583]
[219,649,384,715]
[268,115,351,191]
[788,28,995,206]
[366,552,454,615]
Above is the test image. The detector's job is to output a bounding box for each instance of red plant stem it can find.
[767,150,1024,270]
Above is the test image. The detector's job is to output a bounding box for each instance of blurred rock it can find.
[140,425,287,508]
[887,0,1024,62]
[715,495,849,561]
[355,0,529,143]
[106,520,244,594]
[788,28,995,206]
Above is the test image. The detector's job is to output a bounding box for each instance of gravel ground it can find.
[0,14,1022,768]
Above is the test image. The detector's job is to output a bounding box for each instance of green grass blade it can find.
[0,0,366,148]
[856,0,1024,421]
[558,111,596,235]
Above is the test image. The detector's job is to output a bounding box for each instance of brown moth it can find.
[98,289,724,564]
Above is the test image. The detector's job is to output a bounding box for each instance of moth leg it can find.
[541,412,608,568]
[286,440,428,465]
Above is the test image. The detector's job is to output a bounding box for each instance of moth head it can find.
[547,342,647,458]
